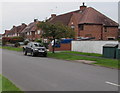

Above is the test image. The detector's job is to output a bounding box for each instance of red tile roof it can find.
[48,7,118,27]
[17,24,27,33]
[21,21,39,33]
[4,24,27,36]
[3,30,10,36]
[78,7,118,26]
[48,10,80,25]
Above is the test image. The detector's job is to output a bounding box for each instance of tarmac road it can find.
[2,49,119,91]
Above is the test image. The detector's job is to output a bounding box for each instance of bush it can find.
[14,42,20,47]
[10,37,24,44]
[2,37,11,46]
[43,43,49,49]
[35,39,42,43]
[2,37,11,42]
[24,41,29,45]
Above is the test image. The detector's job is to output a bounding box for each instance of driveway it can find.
[2,49,119,91]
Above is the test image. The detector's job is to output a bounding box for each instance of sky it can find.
[0,1,119,34]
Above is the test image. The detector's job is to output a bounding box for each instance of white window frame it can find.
[27,32,29,35]
[38,30,41,34]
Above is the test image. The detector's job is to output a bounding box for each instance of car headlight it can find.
[34,48,38,51]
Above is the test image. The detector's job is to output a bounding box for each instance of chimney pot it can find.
[51,14,56,18]
[22,23,25,25]
[34,19,38,22]
[13,25,16,28]
[80,2,87,11]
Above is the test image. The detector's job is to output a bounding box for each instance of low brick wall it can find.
[49,43,71,51]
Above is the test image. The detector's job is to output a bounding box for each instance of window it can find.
[38,30,41,34]
[79,24,84,30]
[27,32,29,35]
[108,38,115,40]
[15,33,17,36]
[34,43,43,47]
[104,27,107,32]
[43,39,48,43]
[71,25,75,30]
[30,32,32,35]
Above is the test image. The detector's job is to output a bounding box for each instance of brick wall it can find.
[103,27,118,40]
[79,24,118,40]
[79,24,102,40]
[49,43,71,51]
[68,15,79,39]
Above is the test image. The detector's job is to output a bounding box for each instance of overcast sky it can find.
[0,2,119,34]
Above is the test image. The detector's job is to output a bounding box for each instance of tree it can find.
[37,22,75,53]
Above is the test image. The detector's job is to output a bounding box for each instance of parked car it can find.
[23,42,47,57]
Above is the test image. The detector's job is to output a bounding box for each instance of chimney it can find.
[34,19,38,22]
[5,30,7,33]
[13,25,16,28]
[51,14,56,18]
[22,23,25,25]
[80,2,87,11]
[5,30,9,33]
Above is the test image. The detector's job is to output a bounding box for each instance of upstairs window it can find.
[27,32,29,35]
[79,24,84,30]
[71,25,75,30]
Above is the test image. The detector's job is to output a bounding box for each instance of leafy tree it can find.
[37,22,75,53]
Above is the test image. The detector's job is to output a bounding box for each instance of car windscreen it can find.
[34,43,43,47]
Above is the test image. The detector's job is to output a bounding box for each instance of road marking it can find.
[105,81,120,87]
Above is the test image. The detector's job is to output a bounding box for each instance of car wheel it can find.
[23,50,27,55]
[44,54,47,57]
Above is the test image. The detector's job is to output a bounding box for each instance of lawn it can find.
[61,51,102,57]
[48,52,119,69]
[1,46,22,52]
[0,75,23,92]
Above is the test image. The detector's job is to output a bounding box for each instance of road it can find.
[2,49,119,91]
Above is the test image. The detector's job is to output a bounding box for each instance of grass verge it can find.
[1,46,119,69]
[48,52,119,69]
[1,46,22,52]
[61,51,102,57]
[0,74,23,92]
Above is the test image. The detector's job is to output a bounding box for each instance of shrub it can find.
[2,37,11,45]
[2,37,11,42]
[35,39,42,43]
[14,42,20,47]
[10,37,24,44]
[24,41,29,45]
[43,43,49,49]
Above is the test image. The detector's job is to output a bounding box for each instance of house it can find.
[118,28,120,39]
[2,30,10,37]
[0,34,2,39]
[21,19,42,41]
[3,23,27,37]
[48,3,119,40]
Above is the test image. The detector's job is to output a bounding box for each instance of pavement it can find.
[2,49,120,91]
